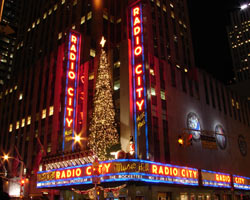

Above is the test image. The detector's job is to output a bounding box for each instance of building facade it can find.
[227,3,250,100]
[0,0,250,199]
[0,0,20,91]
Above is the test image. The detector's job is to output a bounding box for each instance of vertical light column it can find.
[63,31,81,151]
[130,4,149,159]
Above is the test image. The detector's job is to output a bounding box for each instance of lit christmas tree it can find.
[88,37,119,160]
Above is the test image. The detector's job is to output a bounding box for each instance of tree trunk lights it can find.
[63,31,81,150]
[131,4,149,159]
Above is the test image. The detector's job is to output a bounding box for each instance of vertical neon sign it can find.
[131,4,149,159]
[63,31,81,151]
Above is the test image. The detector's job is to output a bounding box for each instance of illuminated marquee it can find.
[63,31,81,150]
[233,175,250,190]
[201,170,231,188]
[37,159,199,188]
[130,3,149,159]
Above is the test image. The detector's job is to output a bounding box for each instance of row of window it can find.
[8,106,54,132]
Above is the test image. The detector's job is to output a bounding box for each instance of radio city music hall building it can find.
[0,0,250,199]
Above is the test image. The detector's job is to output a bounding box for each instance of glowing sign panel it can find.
[63,31,81,150]
[201,170,231,188]
[233,175,250,190]
[130,4,149,159]
[37,159,199,188]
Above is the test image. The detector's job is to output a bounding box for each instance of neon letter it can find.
[70,52,76,61]
[61,171,66,179]
[136,88,143,98]
[67,170,71,178]
[135,64,142,74]
[71,35,77,44]
[136,36,140,45]
[76,168,81,177]
[134,26,141,36]
[193,171,197,179]
[164,167,169,175]
[152,165,157,174]
[68,88,74,96]
[70,62,75,70]
[158,166,164,174]
[67,107,73,117]
[133,7,140,16]
[181,169,185,177]
[173,168,178,176]
[137,76,141,86]
[134,46,142,56]
[56,171,61,179]
[104,163,111,173]
[68,71,76,80]
[70,44,77,52]
[134,17,141,26]
[68,97,73,106]
[66,118,73,127]
[136,100,144,111]
[86,166,92,175]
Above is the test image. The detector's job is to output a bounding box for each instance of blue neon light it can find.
[201,169,231,176]
[233,175,250,190]
[139,3,149,159]
[131,7,138,159]
[37,159,199,189]
[130,3,149,159]
[62,32,72,150]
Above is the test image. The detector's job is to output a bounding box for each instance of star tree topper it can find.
[100,36,106,47]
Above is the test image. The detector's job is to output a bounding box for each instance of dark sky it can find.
[187,0,241,84]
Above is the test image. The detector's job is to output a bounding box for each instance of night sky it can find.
[187,0,241,84]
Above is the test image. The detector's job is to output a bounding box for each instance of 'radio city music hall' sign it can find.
[63,31,81,150]
[201,170,231,188]
[37,159,199,188]
[130,3,149,159]
[233,175,250,190]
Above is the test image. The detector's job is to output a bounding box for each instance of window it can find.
[114,80,120,91]
[42,109,46,119]
[49,106,54,116]
[21,118,25,127]
[9,124,13,132]
[81,16,86,24]
[16,121,20,129]
[90,49,96,57]
[27,116,31,125]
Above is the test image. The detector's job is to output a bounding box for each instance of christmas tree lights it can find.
[88,40,119,160]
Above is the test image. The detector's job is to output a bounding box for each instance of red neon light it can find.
[71,35,77,43]
[68,88,74,96]
[66,118,73,127]
[68,98,73,106]
[151,164,198,179]
[66,107,73,117]
[215,174,231,183]
[135,64,142,74]
[134,27,141,36]
[70,62,75,70]
[134,17,141,26]
[133,7,140,16]
[68,71,76,79]
[134,46,142,56]
[70,44,77,52]
[70,52,76,61]
[56,168,82,179]
[137,76,141,86]
[136,88,143,98]
[235,177,245,184]
[136,100,144,111]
